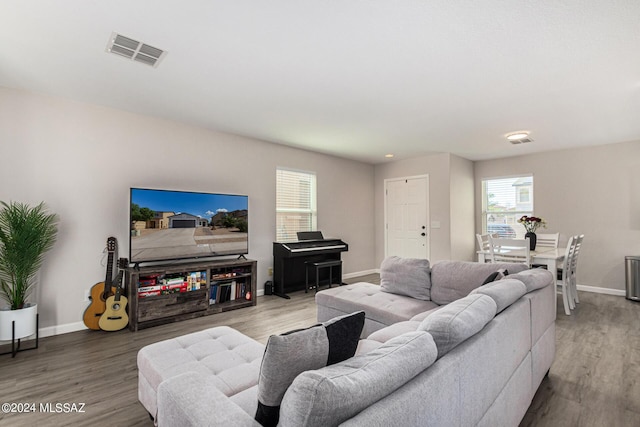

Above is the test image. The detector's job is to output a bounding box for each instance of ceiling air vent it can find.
[106,32,167,68]
[506,131,533,145]
[509,137,533,145]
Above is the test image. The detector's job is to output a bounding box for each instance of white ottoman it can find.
[137,326,265,422]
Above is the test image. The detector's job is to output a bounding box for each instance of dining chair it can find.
[567,234,584,307]
[531,232,560,268]
[476,233,496,263]
[535,232,560,249]
[488,236,531,266]
[557,235,577,315]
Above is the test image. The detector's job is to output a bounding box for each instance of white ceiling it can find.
[2,1,639,164]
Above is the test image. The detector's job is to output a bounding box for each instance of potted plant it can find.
[0,201,58,341]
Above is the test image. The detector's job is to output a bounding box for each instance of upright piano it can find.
[273,238,348,299]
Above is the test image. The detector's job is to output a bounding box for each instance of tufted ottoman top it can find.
[315,282,438,326]
[138,326,265,419]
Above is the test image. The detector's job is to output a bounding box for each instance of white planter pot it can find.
[0,304,38,341]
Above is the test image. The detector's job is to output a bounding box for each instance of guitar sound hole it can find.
[113,304,120,310]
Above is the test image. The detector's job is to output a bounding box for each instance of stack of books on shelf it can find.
[209,269,250,305]
[138,271,207,298]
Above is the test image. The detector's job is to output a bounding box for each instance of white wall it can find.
[474,140,640,293]
[373,152,475,265]
[0,87,375,334]
[449,155,475,261]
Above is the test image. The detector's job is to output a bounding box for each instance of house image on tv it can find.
[132,211,175,231]
[147,211,175,229]
[169,213,208,228]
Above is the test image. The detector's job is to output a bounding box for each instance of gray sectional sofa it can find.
[141,259,556,426]
[316,259,530,337]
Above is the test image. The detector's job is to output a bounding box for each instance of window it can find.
[276,168,317,241]
[481,175,533,238]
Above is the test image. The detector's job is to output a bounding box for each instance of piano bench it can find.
[305,260,343,293]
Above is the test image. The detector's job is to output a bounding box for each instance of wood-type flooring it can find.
[0,273,638,426]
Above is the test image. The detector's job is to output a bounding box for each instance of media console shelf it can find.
[125,258,256,331]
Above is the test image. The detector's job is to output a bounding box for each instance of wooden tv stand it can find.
[125,258,256,331]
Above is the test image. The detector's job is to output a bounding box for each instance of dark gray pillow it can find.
[481,268,508,285]
[380,256,431,300]
[255,311,365,426]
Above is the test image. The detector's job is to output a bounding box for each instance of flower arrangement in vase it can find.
[517,215,546,250]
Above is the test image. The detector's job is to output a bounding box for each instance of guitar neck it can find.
[113,270,124,301]
[103,253,115,293]
[102,237,117,298]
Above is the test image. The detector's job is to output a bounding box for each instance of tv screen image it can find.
[130,188,248,263]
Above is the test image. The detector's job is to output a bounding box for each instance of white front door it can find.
[385,175,429,259]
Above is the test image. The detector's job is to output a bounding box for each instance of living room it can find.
[1,1,639,426]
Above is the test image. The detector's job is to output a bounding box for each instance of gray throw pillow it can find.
[279,331,437,427]
[255,311,365,427]
[418,294,497,358]
[380,256,432,300]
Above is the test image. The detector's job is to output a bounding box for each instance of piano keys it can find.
[273,238,348,299]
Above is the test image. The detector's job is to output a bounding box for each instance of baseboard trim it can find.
[343,269,380,279]
[40,321,88,338]
[576,284,626,296]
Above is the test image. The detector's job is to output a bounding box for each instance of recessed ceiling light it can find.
[385,154,394,158]
[506,131,534,145]
[506,132,530,141]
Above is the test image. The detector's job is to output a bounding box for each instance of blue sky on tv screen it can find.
[131,188,247,219]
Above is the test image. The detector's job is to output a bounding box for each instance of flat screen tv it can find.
[129,188,248,264]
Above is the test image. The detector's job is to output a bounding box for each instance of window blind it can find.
[481,175,533,238]
[276,168,317,242]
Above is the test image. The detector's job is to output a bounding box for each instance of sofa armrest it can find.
[157,372,260,427]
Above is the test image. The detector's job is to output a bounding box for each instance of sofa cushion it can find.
[507,268,554,293]
[355,338,384,355]
[418,294,497,358]
[255,311,364,426]
[366,320,421,343]
[409,306,443,322]
[470,279,527,314]
[430,261,528,305]
[278,331,438,427]
[380,256,432,300]
[316,283,438,330]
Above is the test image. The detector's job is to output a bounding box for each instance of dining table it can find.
[477,247,566,273]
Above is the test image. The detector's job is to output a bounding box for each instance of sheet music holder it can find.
[297,231,324,241]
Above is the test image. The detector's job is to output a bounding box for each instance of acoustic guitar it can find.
[99,262,129,331]
[83,237,117,330]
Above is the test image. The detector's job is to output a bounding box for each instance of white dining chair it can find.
[567,234,584,307]
[488,236,531,266]
[535,232,559,249]
[531,232,560,268]
[476,233,496,263]
[557,235,577,315]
